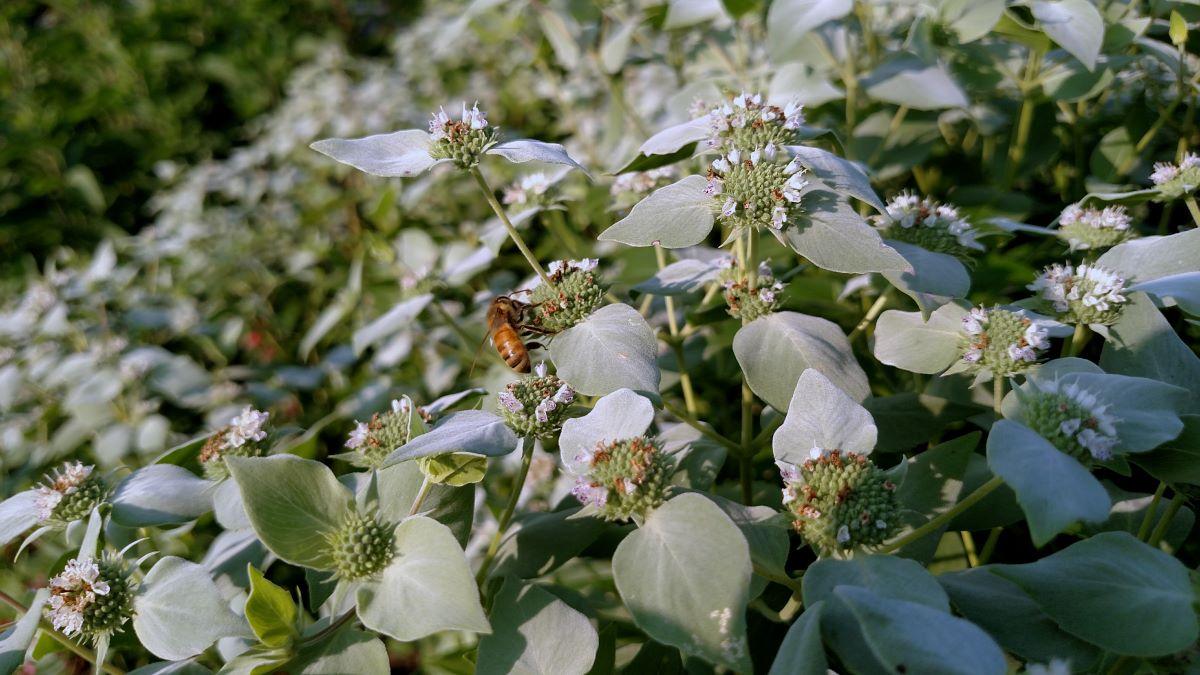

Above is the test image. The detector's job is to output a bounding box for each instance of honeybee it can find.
[486,294,553,373]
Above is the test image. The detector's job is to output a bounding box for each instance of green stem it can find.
[753,563,803,596]
[1136,482,1167,541]
[993,377,1005,417]
[475,437,535,584]
[1184,195,1200,228]
[0,590,125,675]
[301,609,359,648]
[470,167,552,287]
[408,475,433,517]
[656,245,698,415]
[978,527,1003,564]
[1068,323,1091,358]
[960,531,981,567]
[745,229,758,292]
[881,476,1005,554]
[662,401,741,452]
[740,379,755,505]
[847,291,891,341]
[1147,491,1185,547]
[1004,48,1043,188]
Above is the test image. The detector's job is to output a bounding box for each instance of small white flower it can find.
[1077,428,1116,461]
[571,478,608,508]
[1059,419,1082,436]
[722,198,738,217]
[759,288,777,304]
[1023,323,1050,350]
[704,178,723,196]
[428,107,451,141]
[875,520,888,530]
[346,421,370,449]
[34,487,64,521]
[569,258,599,272]
[712,157,731,173]
[47,557,111,637]
[1008,344,1038,363]
[534,362,548,377]
[783,100,805,129]
[392,398,411,414]
[552,384,575,404]
[770,205,788,229]
[534,398,556,424]
[463,102,488,130]
[808,445,823,460]
[35,462,95,522]
[1151,162,1181,185]
[499,391,524,413]
[764,142,778,161]
[749,148,761,165]
[836,525,851,544]
[962,347,983,363]
[775,459,800,483]
[226,407,269,448]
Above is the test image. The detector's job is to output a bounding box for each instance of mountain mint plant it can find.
[5,4,1200,675]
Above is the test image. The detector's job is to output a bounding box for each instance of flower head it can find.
[1018,379,1120,464]
[778,450,899,556]
[200,407,273,480]
[338,398,421,469]
[326,511,395,581]
[957,307,1049,377]
[702,92,805,152]
[721,260,785,322]
[427,102,498,168]
[497,370,576,437]
[569,436,672,521]
[46,555,134,642]
[1027,263,1128,326]
[874,192,983,259]
[227,406,269,448]
[707,148,809,234]
[530,260,605,332]
[503,172,554,207]
[1057,203,1134,251]
[34,462,107,523]
[1150,153,1200,200]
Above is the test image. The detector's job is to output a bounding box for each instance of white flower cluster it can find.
[570,471,610,509]
[47,558,110,636]
[546,258,598,275]
[707,151,808,230]
[1033,379,1119,461]
[498,363,575,423]
[1150,152,1200,186]
[345,398,409,449]
[502,172,553,206]
[34,462,93,521]
[703,91,804,144]
[428,102,489,141]
[881,192,982,251]
[226,406,270,448]
[1028,263,1128,315]
[1059,203,1131,232]
[610,167,675,196]
[961,307,1049,365]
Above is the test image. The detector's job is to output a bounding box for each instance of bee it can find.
[485,294,554,373]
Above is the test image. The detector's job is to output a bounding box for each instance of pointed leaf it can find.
[0,490,39,547]
[134,557,249,661]
[773,369,877,463]
[786,190,910,273]
[245,565,299,648]
[476,578,599,675]
[310,130,439,178]
[1033,0,1105,70]
[488,140,588,175]
[873,303,967,374]
[549,303,660,397]
[112,465,214,527]
[0,589,48,673]
[768,601,828,675]
[559,388,655,473]
[598,176,715,249]
[383,410,517,466]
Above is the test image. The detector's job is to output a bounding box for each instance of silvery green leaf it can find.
[490,507,607,580]
[633,258,722,296]
[355,516,490,640]
[291,628,388,675]
[786,190,910,273]
[786,145,885,212]
[734,311,869,412]
[938,0,1004,42]
[612,493,752,672]
[1032,0,1104,71]
[769,64,844,107]
[0,588,48,673]
[939,569,1101,669]
[1134,415,1200,487]
[890,434,977,560]
[873,303,967,374]
[549,303,660,397]
[702,492,790,585]
[476,577,599,675]
[227,455,354,569]
[488,140,588,175]
[112,464,214,527]
[1101,292,1200,412]
[663,423,727,491]
[773,369,877,463]
[134,556,250,661]
[767,0,853,62]
[664,0,729,29]
[1129,271,1200,316]
[383,410,517,466]
[352,294,432,356]
[1096,228,1200,283]
[986,420,1110,546]
[536,10,580,70]
[560,388,655,473]
[0,490,39,546]
[637,118,710,157]
[767,601,827,675]
[600,17,638,74]
[861,56,969,109]
[991,532,1198,656]
[832,586,1006,675]
[598,176,714,248]
[368,461,474,546]
[883,241,971,316]
[126,658,211,675]
[804,555,949,611]
[212,478,252,531]
[310,130,441,177]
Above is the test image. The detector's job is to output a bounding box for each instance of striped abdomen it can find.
[492,323,530,373]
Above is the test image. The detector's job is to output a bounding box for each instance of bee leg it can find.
[525,341,545,351]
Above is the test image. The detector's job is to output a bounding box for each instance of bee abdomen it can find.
[493,325,530,373]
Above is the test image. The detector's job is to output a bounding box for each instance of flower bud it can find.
[46,555,134,643]
[569,436,672,522]
[708,152,809,233]
[1017,380,1119,463]
[327,511,396,581]
[200,407,272,480]
[958,307,1049,377]
[529,260,605,332]
[497,369,576,437]
[427,103,498,169]
[778,451,900,556]
[874,192,983,260]
[342,398,421,469]
[34,462,108,524]
[1150,153,1200,200]
[720,260,785,322]
[704,92,805,152]
[1028,263,1128,326]
[1056,204,1134,251]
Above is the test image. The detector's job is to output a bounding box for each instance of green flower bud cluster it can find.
[958,307,1049,377]
[199,407,272,480]
[1027,263,1128,327]
[1017,381,1119,463]
[529,260,605,332]
[700,91,805,153]
[1150,153,1200,201]
[571,436,672,522]
[497,366,576,437]
[719,261,785,323]
[874,193,982,261]
[427,104,498,169]
[708,150,807,233]
[81,556,135,640]
[327,511,396,581]
[35,462,108,524]
[344,399,422,469]
[780,451,899,557]
[1056,204,1134,251]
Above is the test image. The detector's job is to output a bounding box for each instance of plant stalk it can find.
[1147,491,1185,547]
[656,244,698,414]
[848,291,890,341]
[475,437,535,583]
[1136,482,1167,541]
[470,167,553,287]
[882,476,1004,553]
[1185,195,1200,228]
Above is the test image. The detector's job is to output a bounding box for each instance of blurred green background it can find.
[0,0,417,268]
